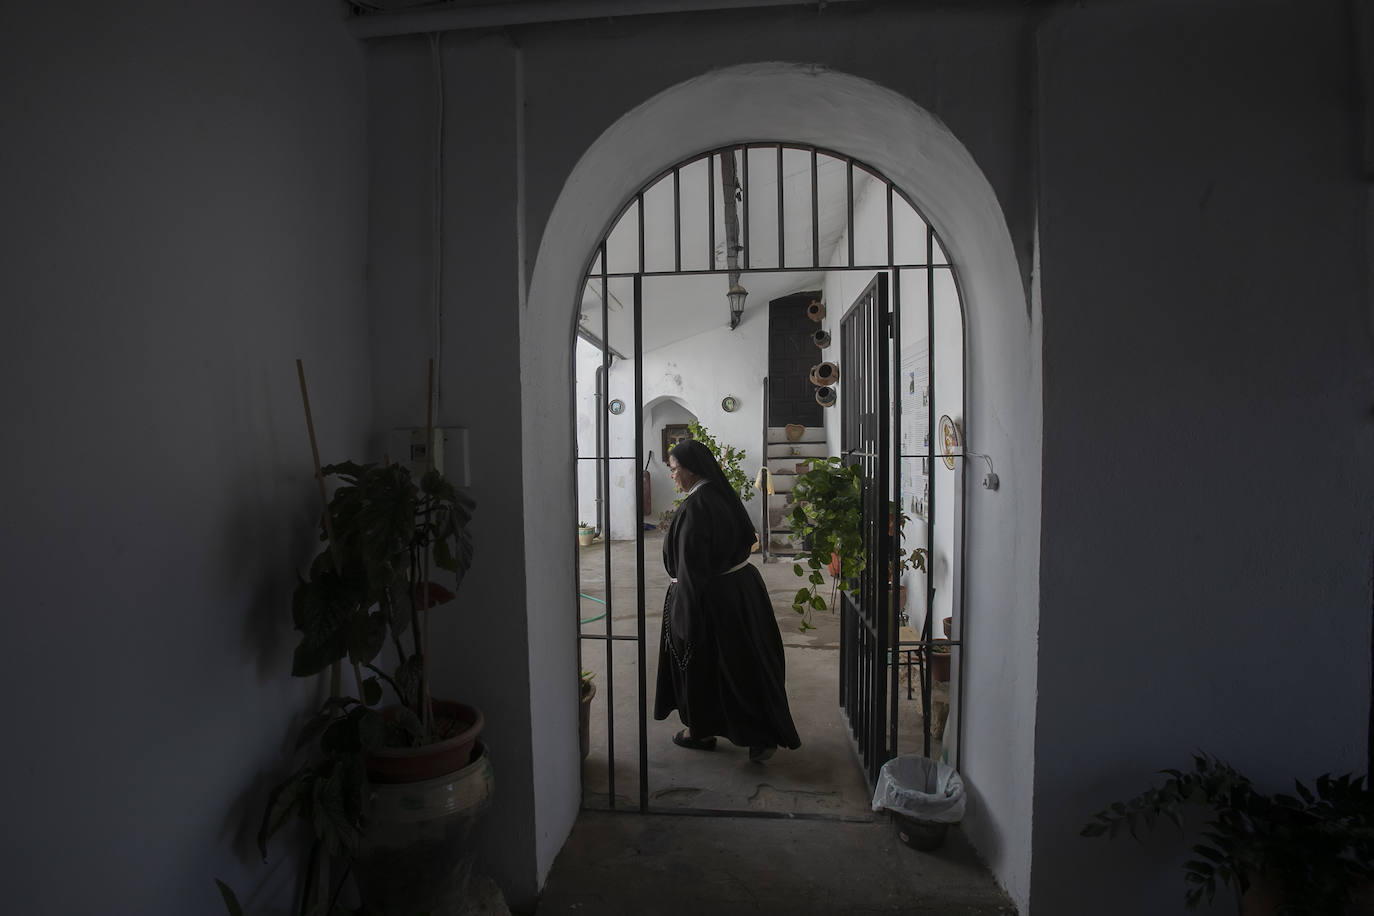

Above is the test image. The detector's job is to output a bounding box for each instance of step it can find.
[766,426,828,446]
[768,442,830,459]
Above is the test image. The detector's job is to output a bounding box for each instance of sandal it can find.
[672,729,717,751]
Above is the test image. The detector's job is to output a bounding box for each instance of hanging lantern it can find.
[813,329,831,348]
[806,300,826,322]
[809,362,840,386]
[815,386,836,408]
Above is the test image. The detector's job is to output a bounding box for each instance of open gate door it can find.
[837,272,897,787]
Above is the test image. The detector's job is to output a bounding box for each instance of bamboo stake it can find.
[295,361,367,703]
[294,358,336,913]
[421,358,435,738]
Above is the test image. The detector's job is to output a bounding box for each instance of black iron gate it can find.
[838,272,896,787]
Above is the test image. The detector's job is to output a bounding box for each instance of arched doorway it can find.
[524,62,1039,889]
[572,142,968,812]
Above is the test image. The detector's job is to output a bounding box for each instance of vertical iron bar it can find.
[741,146,750,270]
[811,148,820,269]
[888,181,901,760]
[633,274,648,812]
[673,168,681,273]
[599,242,616,804]
[923,226,936,759]
[636,193,645,275]
[776,144,785,269]
[846,160,855,268]
[708,153,716,269]
[761,376,769,561]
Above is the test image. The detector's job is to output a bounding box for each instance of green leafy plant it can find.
[785,458,926,631]
[1081,753,1374,913]
[681,419,753,503]
[222,460,476,916]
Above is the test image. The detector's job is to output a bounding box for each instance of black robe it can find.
[653,482,801,750]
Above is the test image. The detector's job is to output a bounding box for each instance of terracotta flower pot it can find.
[808,361,840,386]
[928,642,951,682]
[366,700,485,784]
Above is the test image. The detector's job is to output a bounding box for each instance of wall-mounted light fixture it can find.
[727,281,748,329]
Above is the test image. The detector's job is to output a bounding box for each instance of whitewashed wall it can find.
[3,4,370,914]
[575,316,770,540]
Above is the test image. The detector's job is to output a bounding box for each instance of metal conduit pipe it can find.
[594,363,606,539]
[347,0,864,40]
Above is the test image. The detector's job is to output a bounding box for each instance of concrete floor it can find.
[534,810,1016,915]
[535,532,1012,914]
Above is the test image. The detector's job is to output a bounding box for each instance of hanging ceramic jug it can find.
[809,362,840,386]
[813,329,831,348]
[806,300,826,322]
[815,386,836,407]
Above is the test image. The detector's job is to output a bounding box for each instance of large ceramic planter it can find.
[353,740,494,916]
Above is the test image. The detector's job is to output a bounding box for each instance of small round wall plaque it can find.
[721,396,738,413]
[608,399,625,415]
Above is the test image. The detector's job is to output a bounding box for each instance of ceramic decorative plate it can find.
[608,399,625,415]
[721,395,738,413]
[939,415,960,470]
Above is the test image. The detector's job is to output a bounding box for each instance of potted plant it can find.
[230,456,489,916]
[786,458,926,632]
[1081,754,1374,914]
[577,521,595,547]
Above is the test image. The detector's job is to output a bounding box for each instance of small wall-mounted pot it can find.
[806,300,826,322]
[809,362,840,386]
[813,329,831,348]
[815,386,836,407]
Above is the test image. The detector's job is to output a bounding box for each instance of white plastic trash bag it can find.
[871,755,966,824]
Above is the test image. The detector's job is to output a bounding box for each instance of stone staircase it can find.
[761,425,831,558]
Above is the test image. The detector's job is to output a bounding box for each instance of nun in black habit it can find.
[654,438,801,761]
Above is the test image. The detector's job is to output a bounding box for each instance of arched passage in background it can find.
[522,62,1040,909]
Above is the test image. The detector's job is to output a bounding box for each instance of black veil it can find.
[669,438,755,550]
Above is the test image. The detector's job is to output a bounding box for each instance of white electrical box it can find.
[387,427,470,486]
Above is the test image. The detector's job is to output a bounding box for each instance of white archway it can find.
[521,62,1040,910]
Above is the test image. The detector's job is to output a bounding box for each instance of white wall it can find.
[367,32,540,904]
[366,4,1372,915]
[1031,2,1373,913]
[574,285,771,540]
[0,3,370,913]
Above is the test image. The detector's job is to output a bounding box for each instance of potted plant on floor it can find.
[259,457,489,916]
[577,521,595,547]
[222,366,493,916]
[786,458,926,632]
[1082,753,1374,914]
